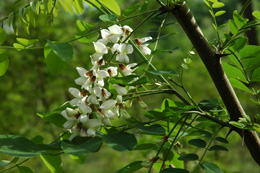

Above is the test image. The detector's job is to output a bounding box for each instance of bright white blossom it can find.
[61,24,152,140]
[136,37,152,55]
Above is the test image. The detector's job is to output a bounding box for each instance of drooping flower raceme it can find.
[61,24,152,140]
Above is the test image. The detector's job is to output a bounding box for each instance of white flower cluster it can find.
[61,24,152,140]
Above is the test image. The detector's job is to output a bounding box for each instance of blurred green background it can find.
[0,0,260,172]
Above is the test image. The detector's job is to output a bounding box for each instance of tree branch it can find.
[170,1,260,165]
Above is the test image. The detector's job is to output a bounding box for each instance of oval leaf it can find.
[0,134,46,158]
[102,131,137,151]
[40,154,62,173]
[212,2,225,8]
[0,27,6,45]
[208,145,228,151]
[134,123,165,135]
[116,161,142,173]
[47,40,73,62]
[215,137,228,144]
[61,136,103,156]
[0,49,9,76]
[178,154,199,161]
[200,162,223,173]
[188,139,207,148]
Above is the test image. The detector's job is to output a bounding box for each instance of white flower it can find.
[69,87,87,106]
[83,119,102,137]
[96,88,111,102]
[122,25,133,42]
[101,24,123,43]
[112,43,133,63]
[87,86,101,105]
[113,84,128,95]
[136,37,152,55]
[61,108,79,130]
[91,42,108,62]
[75,67,94,90]
[119,63,138,76]
[107,66,118,77]
[100,99,117,119]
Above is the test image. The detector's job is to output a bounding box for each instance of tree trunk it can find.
[170,1,260,166]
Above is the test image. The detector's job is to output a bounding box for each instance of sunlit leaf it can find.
[0,49,9,76]
[0,27,6,45]
[16,38,38,47]
[200,162,223,173]
[212,2,225,8]
[222,63,247,83]
[252,11,260,20]
[99,0,121,16]
[70,154,86,164]
[252,67,260,81]
[76,20,94,34]
[215,10,226,17]
[229,19,238,35]
[144,70,179,76]
[40,154,62,173]
[229,78,252,94]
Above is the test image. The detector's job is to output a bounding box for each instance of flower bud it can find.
[137,96,147,109]
[124,99,133,108]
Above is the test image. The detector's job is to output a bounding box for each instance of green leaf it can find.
[0,160,11,166]
[187,130,212,138]
[233,11,246,28]
[215,137,228,144]
[232,37,248,51]
[178,154,199,161]
[99,14,118,22]
[144,70,179,77]
[134,123,165,135]
[222,63,247,83]
[72,0,84,14]
[252,67,260,81]
[0,27,6,45]
[188,139,206,148]
[116,161,142,173]
[17,166,33,173]
[0,49,9,76]
[76,20,94,34]
[152,47,179,54]
[61,136,103,156]
[134,143,157,150]
[208,145,228,151]
[229,78,253,94]
[47,40,73,62]
[161,168,189,173]
[44,42,67,74]
[102,131,137,151]
[40,154,62,173]
[252,11,260,20]
[229,121,246,129]
[212,2,225,8]
[229,19,238,35]
[215,10,226,17]
[0,134,46,158]
[198,98,219,110]
[200,162,223,173]
[38,112,66,128]
[16,38,38,47]
[128,76,148,86]
[123,3,140,17]
[70,155,86,164]
[162,147,174,161]
[13,43,25,51]
[240,45,260,71]
[59,0,74,15]
[99,0,121,16]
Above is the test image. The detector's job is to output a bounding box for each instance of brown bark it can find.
[170,2,260,165]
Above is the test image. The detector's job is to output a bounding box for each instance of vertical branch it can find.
[170,1,260,165]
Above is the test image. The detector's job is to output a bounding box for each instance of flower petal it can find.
[100,100,117,109]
